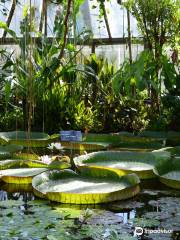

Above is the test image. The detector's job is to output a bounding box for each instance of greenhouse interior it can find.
[0,0,180,239]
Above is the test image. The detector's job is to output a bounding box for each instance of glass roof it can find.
[0,0,140,39]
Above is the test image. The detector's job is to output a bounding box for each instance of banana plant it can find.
[112,50,158,97]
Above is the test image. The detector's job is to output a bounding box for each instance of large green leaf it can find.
[166,131,180,146]
[60,141,109,151]
[0,168,48,184]
[74,151,171,179]
[0,151,10,160]
[153,158,180,189]
[138,131,180,146]
[0,159,70,170]
[82,133,164,149]
[0,145,23,160]
[0,160,24,170]
[0,131,55,147]
[0,145,23,153]
[12,152,39,160]
[138,131,167,139]
[153,146,180,156]
[32,169,140,204]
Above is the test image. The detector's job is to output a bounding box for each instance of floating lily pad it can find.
[0,145,23,160]
[108,200,145,211]
[154,146,180,158]
[148,197,180,213]
[166,131,180,146]
[143,211,171,221]
[60,141,110,151]
[0,158,70,171]
[139,131,180,146]
[0,199,135,240]
[129,217,160,227]
[0,160,17,170]
[74,151,170,179]
[0,144,23,153]
[0,168,47,184]
[0,200,24,208]
[87,210,123,225]
[148,233,172,240]
[138,131,167,139]
[147,197,180,232]
[0,131,54,147]
[12,152,39,160]
[32,169,140,204]
[82,133,164,149]
[153,158,180,189]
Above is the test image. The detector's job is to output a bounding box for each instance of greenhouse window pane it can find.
[0,0,12,37]
[95,44,144,66]
[46,2,59,37]
[7,0,42,37]
[79,0,140,39]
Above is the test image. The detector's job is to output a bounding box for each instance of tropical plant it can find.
[124,0,179,111]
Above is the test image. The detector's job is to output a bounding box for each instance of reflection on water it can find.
[0,190,8,201]
[0,183,172,223]
[0,189,34,202]
[115,210,136,224]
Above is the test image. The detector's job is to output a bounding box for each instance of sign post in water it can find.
[60,130,82,169]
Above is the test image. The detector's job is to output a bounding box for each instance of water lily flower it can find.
[47,142,64,151]
[40,155,52,165]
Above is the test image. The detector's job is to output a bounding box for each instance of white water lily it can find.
[47,142,63,151]
[40,155,52,165]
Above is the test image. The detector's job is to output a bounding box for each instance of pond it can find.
[0,179,180,240]
[0,135,180,240]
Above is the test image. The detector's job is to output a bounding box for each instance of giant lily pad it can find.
[12,152,39,160]
[153,146,180,157]
[32,169,140,204]
[0,168,47,184]
[74,151,171,179]
[153,158,180,189]
[82,133,164,150]
[167,131,180,146]
[60,141,109,151]
[0,131,55,147]
[0,159,70,170]
[138,131,167,139]
[0,145,23,160]
[139,131,180,146]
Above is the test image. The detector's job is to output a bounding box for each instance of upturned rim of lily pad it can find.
[153,158,180,189]
[74,151,171,179]
[32,169,140,204]
[0,168,48,184]
[0,131,57,147]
